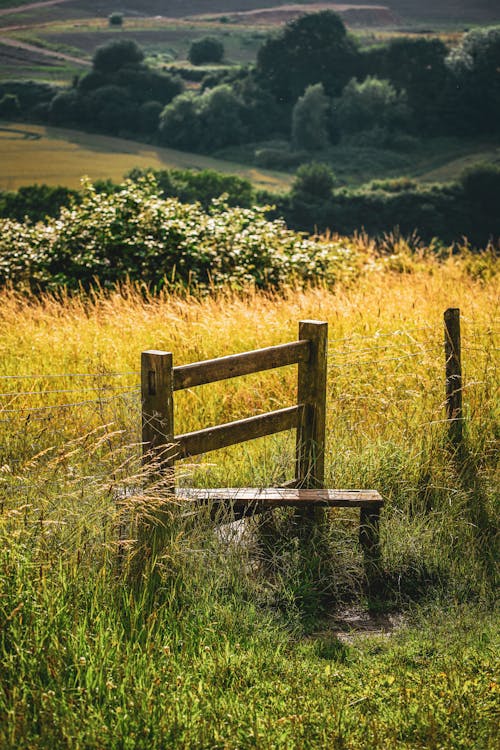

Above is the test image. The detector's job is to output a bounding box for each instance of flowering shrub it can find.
[0,178,360,292]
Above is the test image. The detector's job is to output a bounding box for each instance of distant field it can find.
[0,121,293,191]
[1,122,498,194]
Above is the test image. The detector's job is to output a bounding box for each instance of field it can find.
[2,120,499,192]
[0,121,293,191]
[0,0,498,85]
[0,246,498,747]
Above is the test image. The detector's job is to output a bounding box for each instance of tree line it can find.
[1,161,499,247]
[1,12,499,148]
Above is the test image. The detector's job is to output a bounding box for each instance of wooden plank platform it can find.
[175,487,383,510]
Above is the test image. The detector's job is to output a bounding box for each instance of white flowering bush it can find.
[0,178,361,291]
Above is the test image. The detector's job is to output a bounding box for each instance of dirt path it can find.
[0,33,90,65]
[0,0,74,17]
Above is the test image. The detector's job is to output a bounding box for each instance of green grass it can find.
[1,120,498,193]
[0,195,498,747]
[0,121,293,192]
[1,538,498,749]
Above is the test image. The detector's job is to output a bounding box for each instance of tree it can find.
[0,93,20,118]
[159,93,203,150]
[108,13,123,27]
[292,162,336,200]
[188,37,224,65]
[335,76,409,134]
[92,39,144,74]
[198,84,247,150]
[446,26,500,134]
[291,83,330,151]
[159,85,247,153]
[256,10,359,103]
[138,100,163,134]
[86,85,137,134]
[459,163,500,216]
[369,37,448,133]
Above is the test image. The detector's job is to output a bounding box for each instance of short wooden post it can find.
[141,350,175,472]
[296,320,327,524]
[139,350,175,563]
[444,308,463,449]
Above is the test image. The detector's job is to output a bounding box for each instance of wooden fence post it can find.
[296,320,328,523]
[141,350,175,472]
[139,350,175,562]
[444,308,463,449]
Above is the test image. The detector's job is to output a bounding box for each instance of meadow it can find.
[0,122,292,191]
[0,240,498,748]
[2,120,499,194]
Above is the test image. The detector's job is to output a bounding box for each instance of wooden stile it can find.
[296,321,328,489]
[141,350,174,471]
[140,321,383,584]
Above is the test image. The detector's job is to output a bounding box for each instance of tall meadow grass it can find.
[0,243,498,747]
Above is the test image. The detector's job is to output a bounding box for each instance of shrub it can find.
[336,76,409,135]
[0,179,335,291]
[292,162,336,200]
[291,83,330,151]
[0,93,20,118]
[108,12,123,27]
[188,37,224,65]
[93,39,144,74]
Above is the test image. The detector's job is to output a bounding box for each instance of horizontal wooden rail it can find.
[173,340,310,391]
[174,405,303,459]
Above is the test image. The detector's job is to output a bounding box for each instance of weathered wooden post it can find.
[296,320,327,523]
[140,350,175,558]
[444,308,463,450]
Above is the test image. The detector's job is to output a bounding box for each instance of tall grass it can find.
[0,244,498,747]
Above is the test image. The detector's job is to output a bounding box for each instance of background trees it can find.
[445,26,500,134]
[188,37,224,65]
[256,10,359,103]
[291,84,330,151]
[49,39,183,136]
[335,77,409,135]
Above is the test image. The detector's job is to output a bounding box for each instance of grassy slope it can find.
[0,254,498,748]
[0,121,293,191]
[2,121,498,192]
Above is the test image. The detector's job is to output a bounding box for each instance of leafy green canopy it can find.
[188,36,224,65]
[256,10,359,103]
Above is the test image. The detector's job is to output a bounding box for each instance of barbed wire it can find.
[0,391,140,414]
[0,371,139,381]
[0,385,139,398]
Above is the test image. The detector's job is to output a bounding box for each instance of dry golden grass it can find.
[0,245,497,487]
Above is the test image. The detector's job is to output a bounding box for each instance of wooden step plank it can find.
[175,487,383,508]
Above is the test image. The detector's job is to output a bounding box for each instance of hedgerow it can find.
[0,178,358,291]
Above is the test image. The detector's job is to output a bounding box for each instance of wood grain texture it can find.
[296,320,328,489]
[175,487,383,508]
[175,405,303,458]
[173,339,310,391]
[444,308,463,447]
[141,350,174,469]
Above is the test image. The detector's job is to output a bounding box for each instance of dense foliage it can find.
[279,163,500,245]
[0,178,343,291]
[188,36,224,65]
[2,14,499,158]
[49,39,183,136]
[2,162,499,247]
